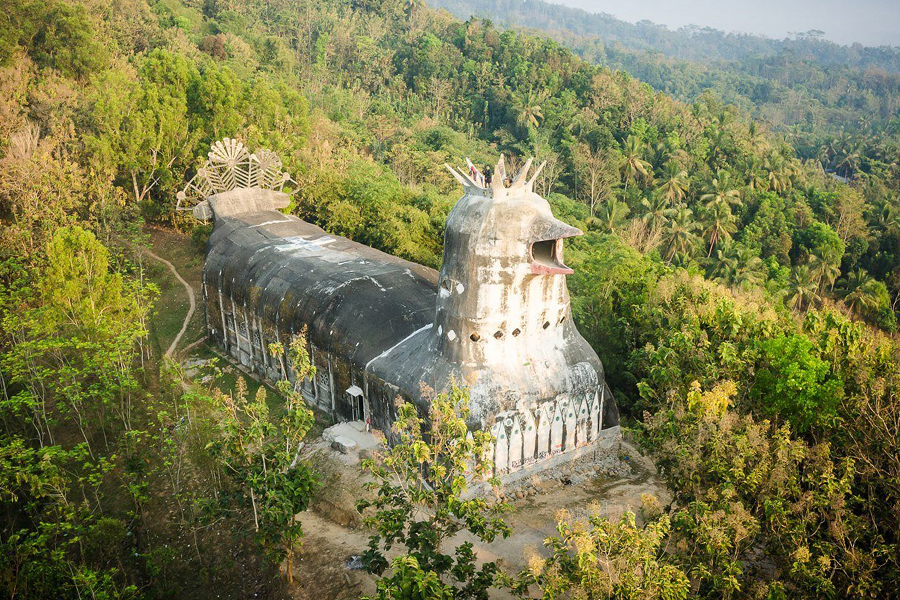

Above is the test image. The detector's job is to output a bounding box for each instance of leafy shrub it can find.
[751,334,844,432]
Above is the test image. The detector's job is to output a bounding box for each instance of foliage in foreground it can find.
[0,227,151,599]
[507,506,690,600]
[357,385,511,599]
[643,382,872,598]
[206,333,318,581]
[2,0,900,596]
[573,235,899,597]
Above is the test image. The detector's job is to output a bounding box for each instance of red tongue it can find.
[531,261,574,275]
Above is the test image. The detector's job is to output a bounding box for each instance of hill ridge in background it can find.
[427,0,900,67]
[426,0,900,137]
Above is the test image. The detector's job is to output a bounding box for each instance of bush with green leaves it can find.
[751,334,844,432]
[643,381,875,599]
[357,385,510,600]
[206,335,318,582]
[0,227,152,599]
[0,0,107,76]
[507,506,690,600]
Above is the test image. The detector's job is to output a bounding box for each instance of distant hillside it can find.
[427,0,900,70]
[427,0,900,134]
[3,0,900,596]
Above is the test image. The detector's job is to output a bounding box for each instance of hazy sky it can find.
[551,0,900,47]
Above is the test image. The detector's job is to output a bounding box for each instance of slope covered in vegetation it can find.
[0,0,899,597]
[430,0,900,187]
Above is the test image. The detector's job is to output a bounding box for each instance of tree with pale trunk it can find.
[207,333,318,583]
[574,142,618,216]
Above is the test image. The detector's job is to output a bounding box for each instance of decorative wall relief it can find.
[492,421,508,476]
[564,400,577,451]
[576,397,589,447]
[522,409,537,466]
[508,415,523,472]
[537,404,551,460]
[551,400,565,455]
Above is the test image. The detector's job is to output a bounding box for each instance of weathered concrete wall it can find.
[201,204,435,435]
[201,160,620,479]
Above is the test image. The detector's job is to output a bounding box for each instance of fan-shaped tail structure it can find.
[177,138,297,220]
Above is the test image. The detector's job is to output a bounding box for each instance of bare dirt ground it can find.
[466,443,669,574]
[148,226,674,599]
[289,438,671,600]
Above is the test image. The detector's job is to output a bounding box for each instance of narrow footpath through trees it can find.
[144,247,196,358]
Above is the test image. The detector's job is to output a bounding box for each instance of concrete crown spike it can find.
[491,154,506,192]
[447,163,482,190]
[445,164,471,189]
[526,160,547,191]
[510,157,533,189]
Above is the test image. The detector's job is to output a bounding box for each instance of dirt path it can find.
[292,512,379,600]
[143,247,196,358]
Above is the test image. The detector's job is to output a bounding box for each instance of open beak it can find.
[530,238,574,275]
[528,217,582,275]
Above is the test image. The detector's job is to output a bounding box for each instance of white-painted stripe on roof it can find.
[250,218,294,228]
[365,323,433,371]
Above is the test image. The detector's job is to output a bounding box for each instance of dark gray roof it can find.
[205,210,438,367]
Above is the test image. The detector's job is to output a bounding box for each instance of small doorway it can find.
[346,385,365,422]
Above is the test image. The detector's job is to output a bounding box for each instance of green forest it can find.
[432,0,900,181]
[0,0,899,598]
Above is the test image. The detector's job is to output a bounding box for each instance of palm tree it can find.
[650,141,670,171]
[744,155,768,191]
[836,150,861,179]
[597,197,631,233]
[712,243,764,288]
[658,162,689,204]
[874,201,900,234]
[712,243,740,285]
[619,135,651,195]
[787,265,820,312]
[701,202,737,257]
[707,127,731,167]
[640,193,676,233]
[515,89,546,131]
[403,0,423,18]
[664,205,699,262]
[764,153,792,193]
[700,170,742,210]
[808,254,841,294]
[837,269,881,312]
[735,264,765,289]
[834,134,865,179]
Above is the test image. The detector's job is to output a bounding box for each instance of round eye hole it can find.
[543,321,550,330]
[512,328,521,337]
[493,331,503,339]
[470,333,480,342]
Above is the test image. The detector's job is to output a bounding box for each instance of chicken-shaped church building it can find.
[180,139,620,479]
